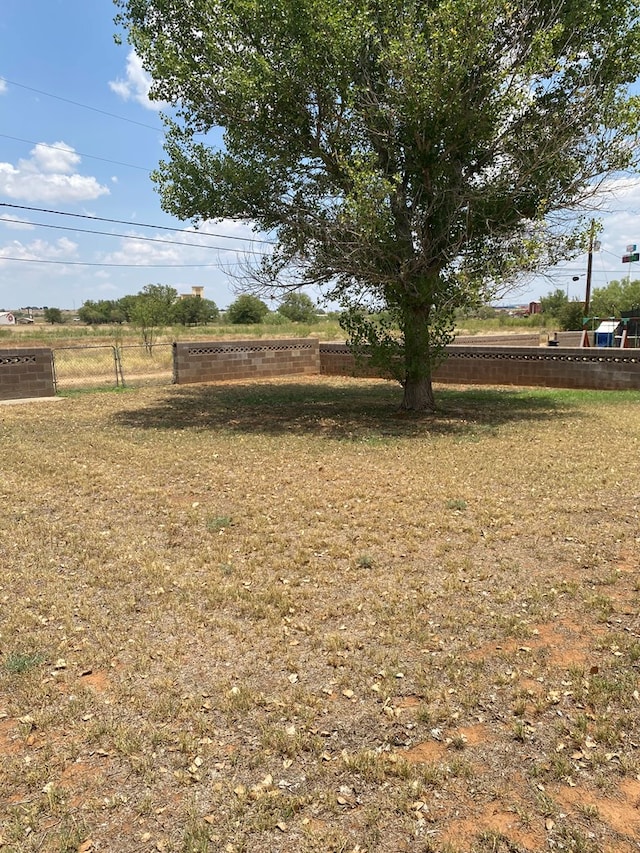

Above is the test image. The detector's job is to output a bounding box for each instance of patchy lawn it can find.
[1,377,639,853]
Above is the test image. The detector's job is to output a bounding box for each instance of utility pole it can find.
[584,219,597,317]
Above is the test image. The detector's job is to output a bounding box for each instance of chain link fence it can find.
[53,344,174,391]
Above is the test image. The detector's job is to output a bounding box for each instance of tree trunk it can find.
[401,374,435,411]
[400,303,436,412]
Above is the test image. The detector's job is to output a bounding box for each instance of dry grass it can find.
[1,377,639,853]
[0,317,345,348]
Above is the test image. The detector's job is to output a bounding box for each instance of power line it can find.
[0,256,246,269]
[545,267,624,273]
[0,203,275,245]
[1,215,270,254]
[0,134,152,172]
[0,77,163,132]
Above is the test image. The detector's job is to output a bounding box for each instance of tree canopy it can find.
[277,293,317,323]
[43,307,64,325]
[116,0,640,409]
[589,278,640,316]
[172,294,220,325]
[540,289,570,318]
[226,294,269,324]
[130,284,178,351]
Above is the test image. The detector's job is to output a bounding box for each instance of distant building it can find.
[0,312,16,325]
[494,303,541,317]
[179,286,205,300]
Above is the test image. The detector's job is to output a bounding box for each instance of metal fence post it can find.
[51,350,59,393]
[113,345,126,387]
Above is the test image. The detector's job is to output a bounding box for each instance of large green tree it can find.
[226,293,269,324]
[277,292,317,323]
[116,0,640,410]
[171,294,219,325]
[540,289,569,319]
[589,279,640,316]
[78,299,125,325]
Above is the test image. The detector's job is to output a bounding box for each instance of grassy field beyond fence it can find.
[1,378,639,853]
[52,344,174,390]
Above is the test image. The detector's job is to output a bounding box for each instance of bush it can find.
[263,312,288,325]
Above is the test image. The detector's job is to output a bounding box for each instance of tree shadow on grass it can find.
[112,378,580,442]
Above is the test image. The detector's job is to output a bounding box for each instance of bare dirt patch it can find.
[78,670,110,693]
[439,801,545,852]
[553,778,640,838]
[0,718,18,756]
[468,618,607,669]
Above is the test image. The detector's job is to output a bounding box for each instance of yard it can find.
[1,377,639,852]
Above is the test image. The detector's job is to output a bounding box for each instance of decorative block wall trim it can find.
[173,338,320,384]
[0,347,56,400]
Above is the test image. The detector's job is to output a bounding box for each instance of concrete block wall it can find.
[0,348,56,400]
[318,343,388,378]
[319,343,640,390]
[5,339,636,398]
[436,346,640,390]
[453,333,542,347]
[555,331,586,347]
[173,338,320,384]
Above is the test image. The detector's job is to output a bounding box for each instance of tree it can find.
[226,294,269,325]
[116,0,640,410]
[557,300,585,331]
[44,307,64,324]
[131,284,178,352]
[117,294,139,323]
[171,295,219,325]
[277,293,317,323]
[540,289,569,319]
[589,279,640,317]
[77,299,123,324]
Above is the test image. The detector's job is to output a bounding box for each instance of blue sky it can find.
[1,0,639,312]
[0,0,262,311]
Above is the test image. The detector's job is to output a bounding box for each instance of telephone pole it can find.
[584,219,597,317]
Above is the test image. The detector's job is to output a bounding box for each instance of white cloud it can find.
[521,176,640,303]
[100,219,263,269]
[0,79,7,95]
[0,143,109,203]
[102,235,181,267]
[0,236,79,265]
[28,141,80,174]
[586,176,640,258]
[109,50,167,111]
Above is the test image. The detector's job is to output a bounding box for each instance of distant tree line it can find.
[69,286,320,329]
[539,279,640,330]
[77,286,219,326]
[588,279,640,317]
